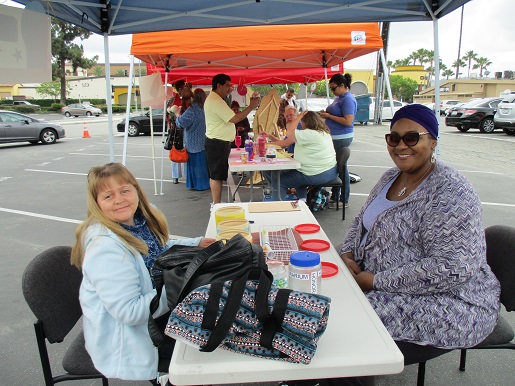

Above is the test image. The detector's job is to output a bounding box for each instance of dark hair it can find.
[193,88,207,108]
[174,80,186,91]
[329,73,352,89]
[231,100,240,109]
[301,111,330,134]
[287,87,295,93]
[212,73,231,90]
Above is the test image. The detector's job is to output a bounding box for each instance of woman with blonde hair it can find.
[264,111,337,201]
[71,163,214,381]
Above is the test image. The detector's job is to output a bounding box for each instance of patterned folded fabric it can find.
[165,280,331,364]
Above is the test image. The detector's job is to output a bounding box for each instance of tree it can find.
[386,60,393,75]
[51,18,98,104]
[36,81,71,100]
[92,66,104,76]
[442,68,455,80]
[473,57,492,78]
[452,59,466,79]
[389,75,418,102]
[115,69,126,76]
[462,50,478,78]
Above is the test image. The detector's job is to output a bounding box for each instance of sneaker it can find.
[345,203,349,208]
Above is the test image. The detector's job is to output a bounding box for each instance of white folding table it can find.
[169,201,403,385]
[227,148,300,202]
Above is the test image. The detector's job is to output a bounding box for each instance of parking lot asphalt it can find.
[0,120,514,385]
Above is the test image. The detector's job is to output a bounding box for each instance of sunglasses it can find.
[330,85,339,92]
[385,132,430,147]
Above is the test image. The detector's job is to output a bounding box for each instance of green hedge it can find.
[0,105,38,114]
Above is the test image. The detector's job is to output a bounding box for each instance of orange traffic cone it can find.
[82,122,91,138]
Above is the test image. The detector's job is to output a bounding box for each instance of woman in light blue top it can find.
[320,73,357,206]
[71,163,214,381]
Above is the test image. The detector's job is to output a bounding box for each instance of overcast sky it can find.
[3,0,514,76]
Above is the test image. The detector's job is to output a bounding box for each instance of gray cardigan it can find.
[341,162,500,348]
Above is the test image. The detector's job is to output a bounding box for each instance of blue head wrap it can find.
[390,104,439,139]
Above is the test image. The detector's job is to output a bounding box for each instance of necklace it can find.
[398,162,434,197]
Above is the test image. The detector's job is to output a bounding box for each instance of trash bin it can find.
[355,94,372,125]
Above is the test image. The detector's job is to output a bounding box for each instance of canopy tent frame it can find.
[12,0,466,164]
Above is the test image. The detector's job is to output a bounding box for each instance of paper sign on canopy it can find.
[139,73,167,108]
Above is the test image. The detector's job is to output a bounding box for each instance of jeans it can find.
[263,165,338,201]
[332,137,353,204]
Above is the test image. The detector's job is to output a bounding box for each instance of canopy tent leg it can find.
[104,33,115,162]
[379,48,395,119]
[149,106,158,195]
[433,17,442,161]
[122,55,135,165]
[159,73,169,195]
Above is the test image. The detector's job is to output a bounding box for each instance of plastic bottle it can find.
[244,140,254,161]
[267,260,288,289]
[288,251,322,294]
[257,132,267,157]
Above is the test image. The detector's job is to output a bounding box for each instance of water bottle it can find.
[288,251,322,294]
[263,187,273,201]
[257,132,267,157]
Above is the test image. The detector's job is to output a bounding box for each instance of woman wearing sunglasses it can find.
[319,73,356,208]
[338,104,500,379]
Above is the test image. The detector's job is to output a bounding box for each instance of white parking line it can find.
[0,207,186,239]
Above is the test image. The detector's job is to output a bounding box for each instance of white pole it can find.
[149,106,158,195]
[160,72,169,195]
[324,66,330,107]
[103,33,115,162]
[379,49,395,118]
[433,18,442,160]
[122,56,134,165]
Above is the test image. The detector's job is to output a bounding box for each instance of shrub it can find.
[50,103,65,111]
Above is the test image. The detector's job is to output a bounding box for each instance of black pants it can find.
[282,341,452,386]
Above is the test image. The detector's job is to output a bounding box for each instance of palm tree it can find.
[462,50,478,78]
[414,48,428,65]
[386,60,393,75]
[452,59,466,79]
[92,65,104,76]
[473,57,492,78]
[442,69,455,80]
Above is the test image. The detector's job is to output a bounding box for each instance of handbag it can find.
[168,122,188,162]
[148,233,267,347]
[169,146,188,163]
[164,267,331,364]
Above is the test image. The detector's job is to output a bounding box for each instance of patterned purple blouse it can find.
[341,162,500,348]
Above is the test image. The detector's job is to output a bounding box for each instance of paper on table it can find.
[248,202,301,212]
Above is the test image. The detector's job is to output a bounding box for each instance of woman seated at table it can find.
[263,110,337,201]
[71,163,214,382]
[340,104,500,373]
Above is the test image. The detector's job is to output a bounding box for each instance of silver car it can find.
[494,94,515,135]
[0,110,65,145]
[61,103,102,117]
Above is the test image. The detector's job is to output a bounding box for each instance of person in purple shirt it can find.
[320,73,357,207]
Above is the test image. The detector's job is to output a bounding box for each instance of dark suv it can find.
[445,97,502,133]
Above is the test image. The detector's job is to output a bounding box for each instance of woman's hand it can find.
[340,251,361,275]
[198,238,216,248]
[353,272,375,292]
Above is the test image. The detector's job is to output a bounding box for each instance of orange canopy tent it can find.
[131,23,383,74]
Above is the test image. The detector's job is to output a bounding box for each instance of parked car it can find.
[0,110,65,145]
[494,94,515,136]
[13,100,41,110]
[439,100,463,116]
[370,98,407,121]
[445,97,503,133]
[62,103,102,117]
[116,109,165,136]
